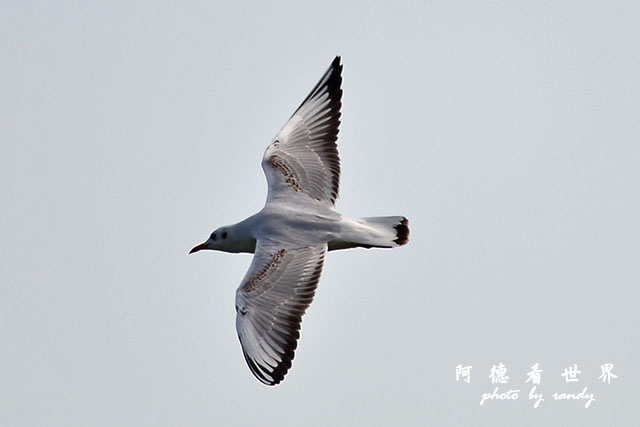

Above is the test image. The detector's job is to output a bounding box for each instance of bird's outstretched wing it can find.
[235,242,327,385]
[262,56,343,207]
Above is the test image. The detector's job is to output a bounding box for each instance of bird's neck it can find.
[225,219,257,254]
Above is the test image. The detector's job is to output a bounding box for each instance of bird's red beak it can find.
[189,242,209,254]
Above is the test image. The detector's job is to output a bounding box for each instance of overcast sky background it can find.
[2,1,639,426]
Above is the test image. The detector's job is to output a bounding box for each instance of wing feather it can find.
[262,56,343,206]
[235,243,326,385]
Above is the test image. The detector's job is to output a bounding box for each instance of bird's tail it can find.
[328,216,410,251]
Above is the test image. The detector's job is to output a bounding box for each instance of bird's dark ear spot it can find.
[211,233,217,240]
[222,231,228,239]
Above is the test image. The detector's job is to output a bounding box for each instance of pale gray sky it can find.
[2,1,639,426]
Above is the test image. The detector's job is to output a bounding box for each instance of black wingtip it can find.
[331,55,343,79]
[293,56,343,116]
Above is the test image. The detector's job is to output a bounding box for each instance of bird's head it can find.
[189,226,231,254]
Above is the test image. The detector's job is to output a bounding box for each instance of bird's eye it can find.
[222,231,228,239]
[211,233,217,240]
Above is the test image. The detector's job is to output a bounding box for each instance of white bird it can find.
[190,56,409,386]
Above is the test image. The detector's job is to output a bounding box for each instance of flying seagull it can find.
[190,56,409,386]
